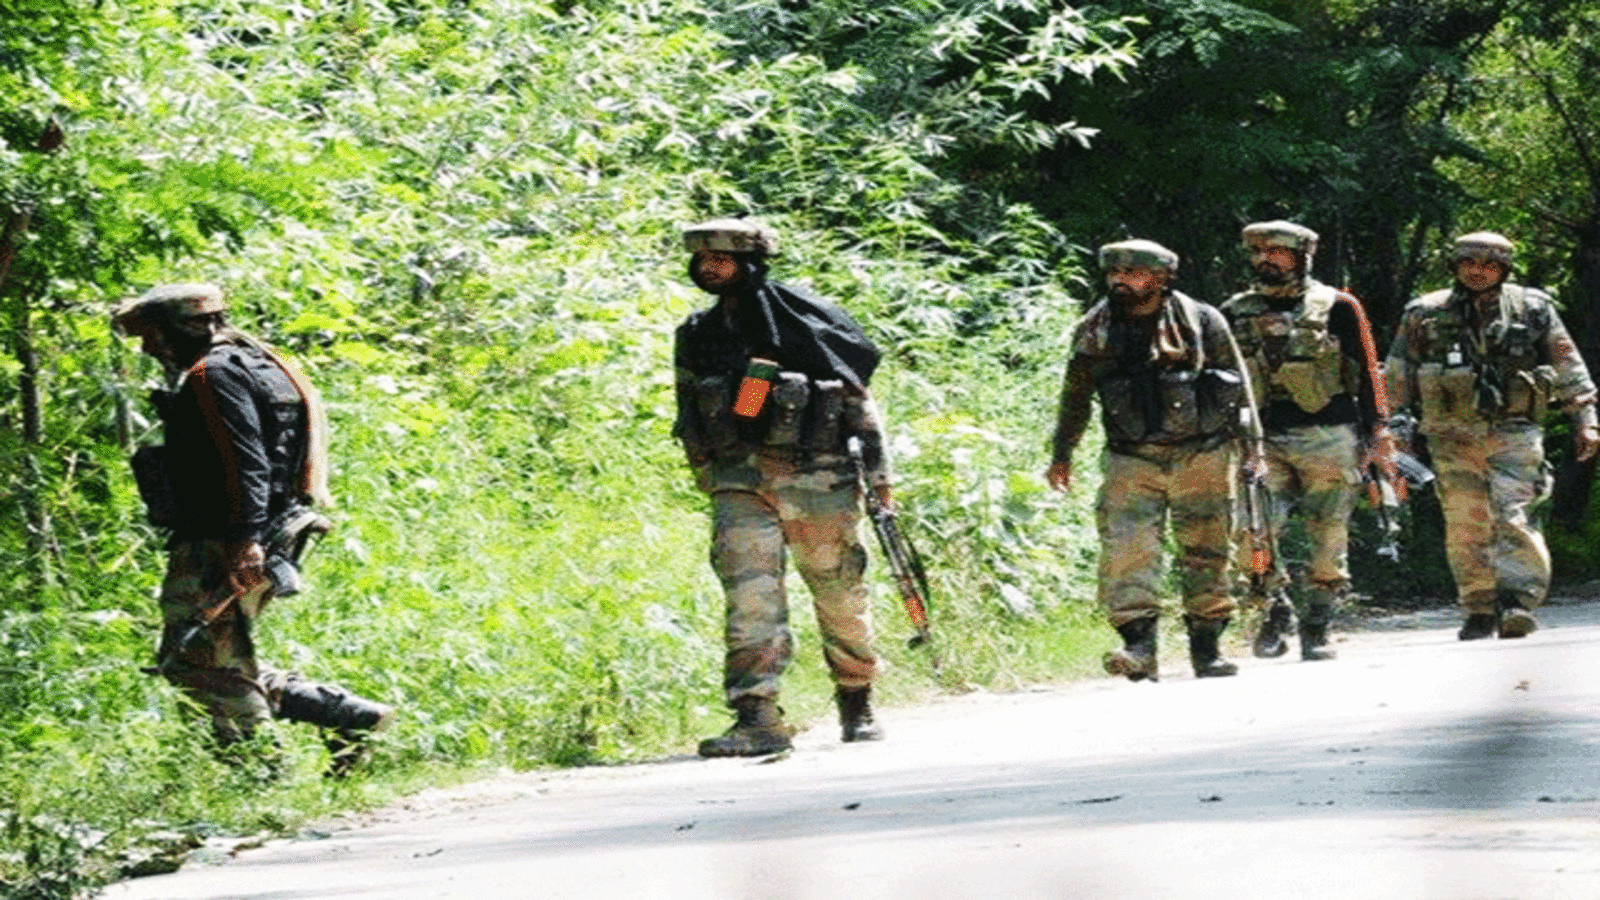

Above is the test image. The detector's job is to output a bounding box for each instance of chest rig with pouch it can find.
[1410,284,1555,426]
[1230,283,1360,415]
[1092,294,1243,447]
[689,363,853,460]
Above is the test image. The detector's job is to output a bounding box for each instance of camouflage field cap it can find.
[682,217,780,256]
[112,283,227,335]
[1098,239,1178,272]
[1242,220,1318,258]
[1449,231,1514,267]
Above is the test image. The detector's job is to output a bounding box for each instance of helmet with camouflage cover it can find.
[1097,239,1178,273]
[1448,231,1514,268]
[1242,220,1318,264]
[682,217,780,257]
[112,283,228,338]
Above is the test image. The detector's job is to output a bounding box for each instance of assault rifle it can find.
[147,507,331,673]
[1331,288,1430,564]
[848,438,935,659]
[1364,414,1435,562]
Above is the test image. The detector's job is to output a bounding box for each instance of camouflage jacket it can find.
[1386,282,1597,433]
[1052,290,1249,460]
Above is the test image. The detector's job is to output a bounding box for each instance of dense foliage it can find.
[2,1,1598,894]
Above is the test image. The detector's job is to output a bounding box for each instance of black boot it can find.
[1186,615,1239,678]
[276,681,395,777]
[836,687,883,743]
[1299,597,1337,661]
[1495,592,1538,639]
[1458,614,1498,640]
[1103,617,1159,682]
[698,696,793,758]
[1252,593,1294,658]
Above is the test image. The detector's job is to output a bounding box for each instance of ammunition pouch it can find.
[1158,369,1203,439]
[804,379,846,455]
[1099,373,1153,445]
[694,375,742,457]
[764,372,811,447]
[1418,362,1480,424]
[1197,369,1244,435]
[130,445,178,528]
[1503,365,1556,421]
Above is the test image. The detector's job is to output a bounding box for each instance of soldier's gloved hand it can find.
[1575,425,1600,464]
[1046,461,1072,492]
[224,540,268,596]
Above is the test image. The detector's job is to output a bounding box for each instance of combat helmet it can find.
[682,217,779,256]
[112,283,227,337]
[1242,220,1318,264]
[1448,231,1514,268]
[1098,239,1178,273]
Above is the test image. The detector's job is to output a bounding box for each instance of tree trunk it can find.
[1550,206,1600,530]
[2,207,61,588]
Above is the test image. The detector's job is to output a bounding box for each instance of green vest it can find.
[1226,281,1360,415]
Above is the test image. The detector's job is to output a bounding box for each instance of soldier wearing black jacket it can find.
[115,284,392,776]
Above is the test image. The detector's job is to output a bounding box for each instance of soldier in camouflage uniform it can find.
[1386,232,1599,639]
[115,284,394,775]
[1048,240,1254,681]
[673,218,893,757]
[1221,221,1394,661]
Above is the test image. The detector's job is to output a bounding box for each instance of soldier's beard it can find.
[1110,283,1162,312]
[1253,262,1294,286]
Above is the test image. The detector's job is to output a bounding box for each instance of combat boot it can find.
[1495,592,1538,639]
[1104,617,1159,682]
[836,687,883,743]
[1252,593,1294,658]
[697,696,793,758]
[1186,615,1238,678]
[276,681,395,777]
[1458,614,1498,641]
[1299,595,1337,661]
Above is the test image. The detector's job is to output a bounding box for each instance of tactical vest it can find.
[1407,284,1555,426]
[235,347,312,509]
[1228,282,1360,415]
[689,366,858,460]
[136,345,311,530]
[1092,293,1243,446]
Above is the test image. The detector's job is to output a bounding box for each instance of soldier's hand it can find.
[224,540,268,595]
[1575,425,1600,464]
[1046,461,1072,492]
[874,484,896,516]
[1364,426,1401,478]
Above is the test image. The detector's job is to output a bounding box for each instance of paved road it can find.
[107,601,1600,900]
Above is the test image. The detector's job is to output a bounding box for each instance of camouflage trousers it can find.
[1427,425,1551,614]
[1097,441,1237,627]
[708,452,879,704]
[1237,423,1362,605]
[156,540,314,743]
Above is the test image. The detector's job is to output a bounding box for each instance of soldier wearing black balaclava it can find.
[673,218,893,757]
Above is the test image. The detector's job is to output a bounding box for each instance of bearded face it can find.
[689,250,746,294]
[1250,246,1301,286]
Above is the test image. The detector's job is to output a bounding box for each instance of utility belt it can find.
[1098,367,1243,446]
[691,365,855,460]
[1417,362,1556,425]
